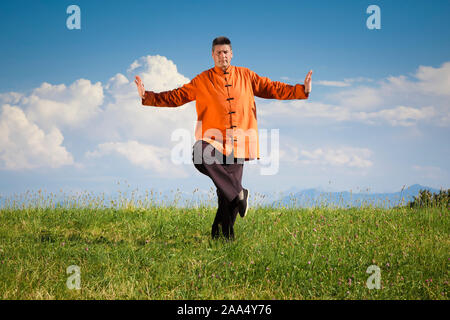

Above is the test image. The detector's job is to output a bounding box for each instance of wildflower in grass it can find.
[308,261,311,265]
[85,247,89,251]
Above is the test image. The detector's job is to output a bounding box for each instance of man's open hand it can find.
[134,75,145,99]
[304,70,312,94]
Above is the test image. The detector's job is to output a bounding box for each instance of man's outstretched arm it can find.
[135,75,196,107]
[251,70,312,100]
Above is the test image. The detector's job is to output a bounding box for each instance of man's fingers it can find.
[305,70,312,92]
[135,77,144,89]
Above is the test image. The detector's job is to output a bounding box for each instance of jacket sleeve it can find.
[142,77,197,107]
[250,70,309,100]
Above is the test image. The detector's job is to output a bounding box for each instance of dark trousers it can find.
[192,140,244,239]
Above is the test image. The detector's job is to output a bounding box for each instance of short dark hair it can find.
[212,36,232,51]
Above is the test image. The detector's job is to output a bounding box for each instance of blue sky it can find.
[0,0,449,201]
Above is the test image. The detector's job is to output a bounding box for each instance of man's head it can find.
[212,36,233,71]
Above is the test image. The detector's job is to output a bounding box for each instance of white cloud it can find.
[0,104,73,170]
[343,77,374,84]
[412,165,447,180]
[127,54,191,92]
[298,147,373,168]
[358,105,436,126]
[258,100,436,127]
[0,55,199,175]
[278,143,373,168]
[0,92,23,105]
[329,86,383,110]
[316,80,351,87]
[92,55,198,144]
[414,62,450,96]
[22,79,104,131]
[259,61,450,128]
[85,140,188,177]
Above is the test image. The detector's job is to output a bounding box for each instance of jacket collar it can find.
[213,65,233,75]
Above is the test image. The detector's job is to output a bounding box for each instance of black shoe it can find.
[238,188,249,218]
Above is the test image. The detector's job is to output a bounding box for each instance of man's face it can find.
[212,44,233,70]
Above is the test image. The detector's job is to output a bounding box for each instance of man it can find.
[135,36,312,240]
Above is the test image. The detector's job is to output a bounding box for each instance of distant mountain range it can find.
[269,184,444,208]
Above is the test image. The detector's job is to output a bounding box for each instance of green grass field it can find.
[0,192,448,300]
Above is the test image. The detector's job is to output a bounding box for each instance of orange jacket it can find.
[142,65,309,161]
